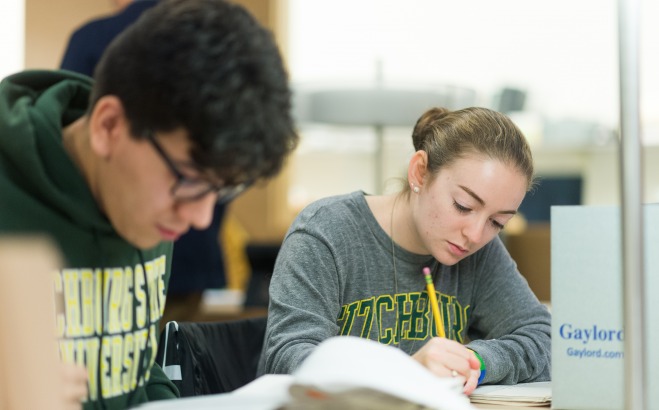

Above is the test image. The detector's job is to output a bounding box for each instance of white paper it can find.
[290,336,475,410]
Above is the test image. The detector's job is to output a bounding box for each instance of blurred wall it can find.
[24,0,284,69]
[25,0,113,69]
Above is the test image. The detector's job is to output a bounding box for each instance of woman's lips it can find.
[448,241,468,257]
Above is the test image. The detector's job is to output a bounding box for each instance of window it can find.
[0,0,25,79]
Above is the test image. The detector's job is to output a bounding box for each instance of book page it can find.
[289,336,476,410]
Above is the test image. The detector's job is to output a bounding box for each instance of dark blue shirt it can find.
[60,0,159,77]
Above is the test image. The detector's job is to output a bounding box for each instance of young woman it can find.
[259,107,551,394]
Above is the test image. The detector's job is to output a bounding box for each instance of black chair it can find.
[155,316,267,397]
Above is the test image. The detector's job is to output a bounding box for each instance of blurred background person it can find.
[60,0,158,76]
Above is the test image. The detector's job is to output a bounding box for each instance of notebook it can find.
[470,382,550,407]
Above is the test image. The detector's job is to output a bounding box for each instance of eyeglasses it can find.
[146,132,250,204]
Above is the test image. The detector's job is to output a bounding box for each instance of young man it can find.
[60,0,230,329]
[0,0,297,408]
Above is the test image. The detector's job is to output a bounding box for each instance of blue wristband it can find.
[471,349,487,385]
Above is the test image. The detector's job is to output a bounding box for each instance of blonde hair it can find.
[407,106,535,192]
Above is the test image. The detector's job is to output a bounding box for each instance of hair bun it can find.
[412,107,450,150]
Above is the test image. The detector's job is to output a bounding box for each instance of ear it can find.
[88,96,129,159]
[407,150,428,189]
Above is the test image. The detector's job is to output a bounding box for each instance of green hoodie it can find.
[0,70,179,409]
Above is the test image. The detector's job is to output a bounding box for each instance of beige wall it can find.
[25,0,113,69]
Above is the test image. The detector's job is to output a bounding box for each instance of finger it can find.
[60,364,88,407]
[421,355,453,378]
[63,403,82,410]
[462,369,479,395]
[61,384,87,407]
[62,381,88,399]
[435,339,482,369]
[468,353,481,370]
[61,364,88,383]
[441,351,476,378]
[422,355,464,379]
[416,340,472,378]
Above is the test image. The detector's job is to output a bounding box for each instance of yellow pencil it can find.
[423,267,446,338]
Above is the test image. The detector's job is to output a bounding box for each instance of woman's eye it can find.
[490,219,505,230]
[453,201,470,213]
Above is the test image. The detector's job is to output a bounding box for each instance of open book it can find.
[469,381,551,407]
[282,336,476,410]
[138,336,476,410]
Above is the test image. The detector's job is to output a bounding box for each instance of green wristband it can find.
[470,349,487,385]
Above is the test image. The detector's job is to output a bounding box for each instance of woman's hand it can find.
[60,363,88,410]
[462,350,481,395]
[412,337,481,395]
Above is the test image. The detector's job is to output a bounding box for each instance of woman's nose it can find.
[462,217,486,245]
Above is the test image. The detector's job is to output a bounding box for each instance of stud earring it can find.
[413,186,420,194]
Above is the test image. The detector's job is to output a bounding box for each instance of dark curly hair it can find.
[91,0,298,186]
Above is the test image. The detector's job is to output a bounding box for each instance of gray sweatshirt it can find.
[259,191,551,384]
